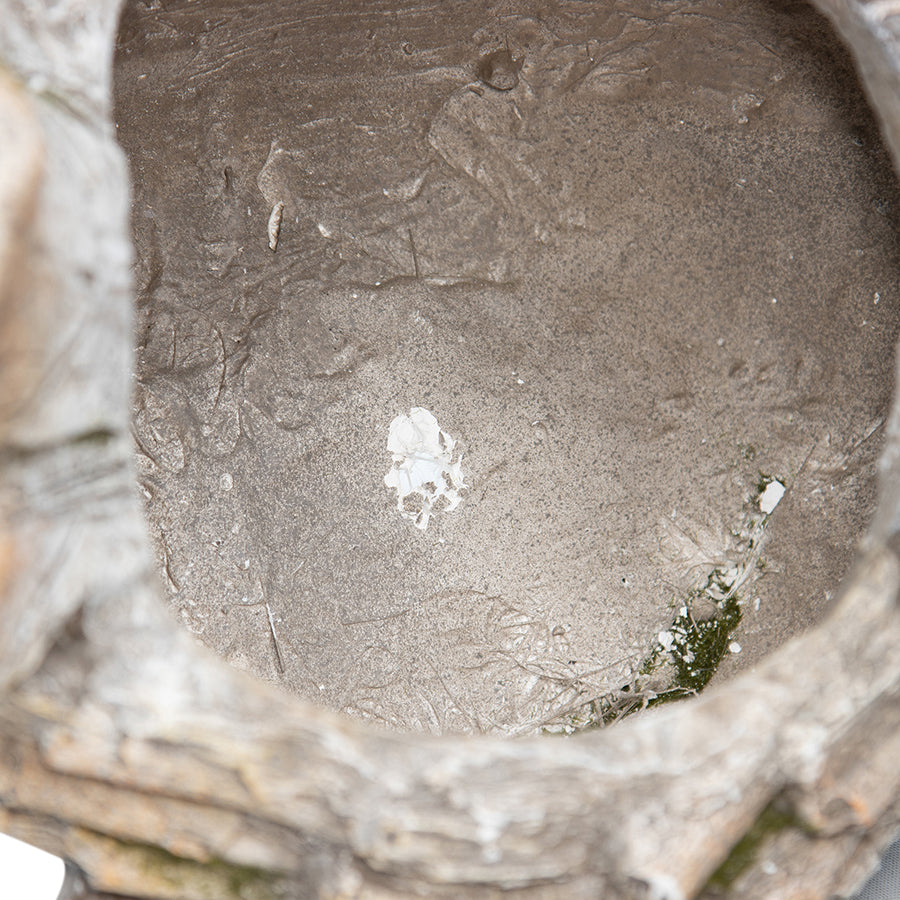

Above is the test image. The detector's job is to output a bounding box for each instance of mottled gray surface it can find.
[115,0,900,734]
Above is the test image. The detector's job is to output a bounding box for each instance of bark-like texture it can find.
[1,1,899,898]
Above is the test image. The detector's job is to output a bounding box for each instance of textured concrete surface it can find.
[114,0,900,734]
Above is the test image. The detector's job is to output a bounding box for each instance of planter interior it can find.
[113,0,900,737]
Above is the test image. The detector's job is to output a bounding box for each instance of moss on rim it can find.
[586,569,744,729]
[650,588,743,704]
[75,834,287,900]
[702,800,815,894]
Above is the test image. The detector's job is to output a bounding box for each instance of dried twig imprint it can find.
[258,577,285,674]
[265,599,285,673]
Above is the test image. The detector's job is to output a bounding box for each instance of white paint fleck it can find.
[729,641,742,654]
[384,408,466,530]
[759,480,785,514]
[658,630,675,651]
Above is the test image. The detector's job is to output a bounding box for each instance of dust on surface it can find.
[114,0,900,734]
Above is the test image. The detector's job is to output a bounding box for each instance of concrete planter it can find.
[1,2,899,897]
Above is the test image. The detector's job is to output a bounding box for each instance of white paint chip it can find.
[384,408,465,530]
[759,480,785,514]
[729,641,742,654]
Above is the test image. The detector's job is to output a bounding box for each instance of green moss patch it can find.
[703,801,813,894]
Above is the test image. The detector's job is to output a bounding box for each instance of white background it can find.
[0,833,64,900]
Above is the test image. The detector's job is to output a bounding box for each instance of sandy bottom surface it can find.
[114,0,900,734]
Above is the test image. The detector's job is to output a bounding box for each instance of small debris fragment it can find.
[759,479,785,514]
[382,171,427,201]
[728,641,742,654]
[267,200,284,251]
